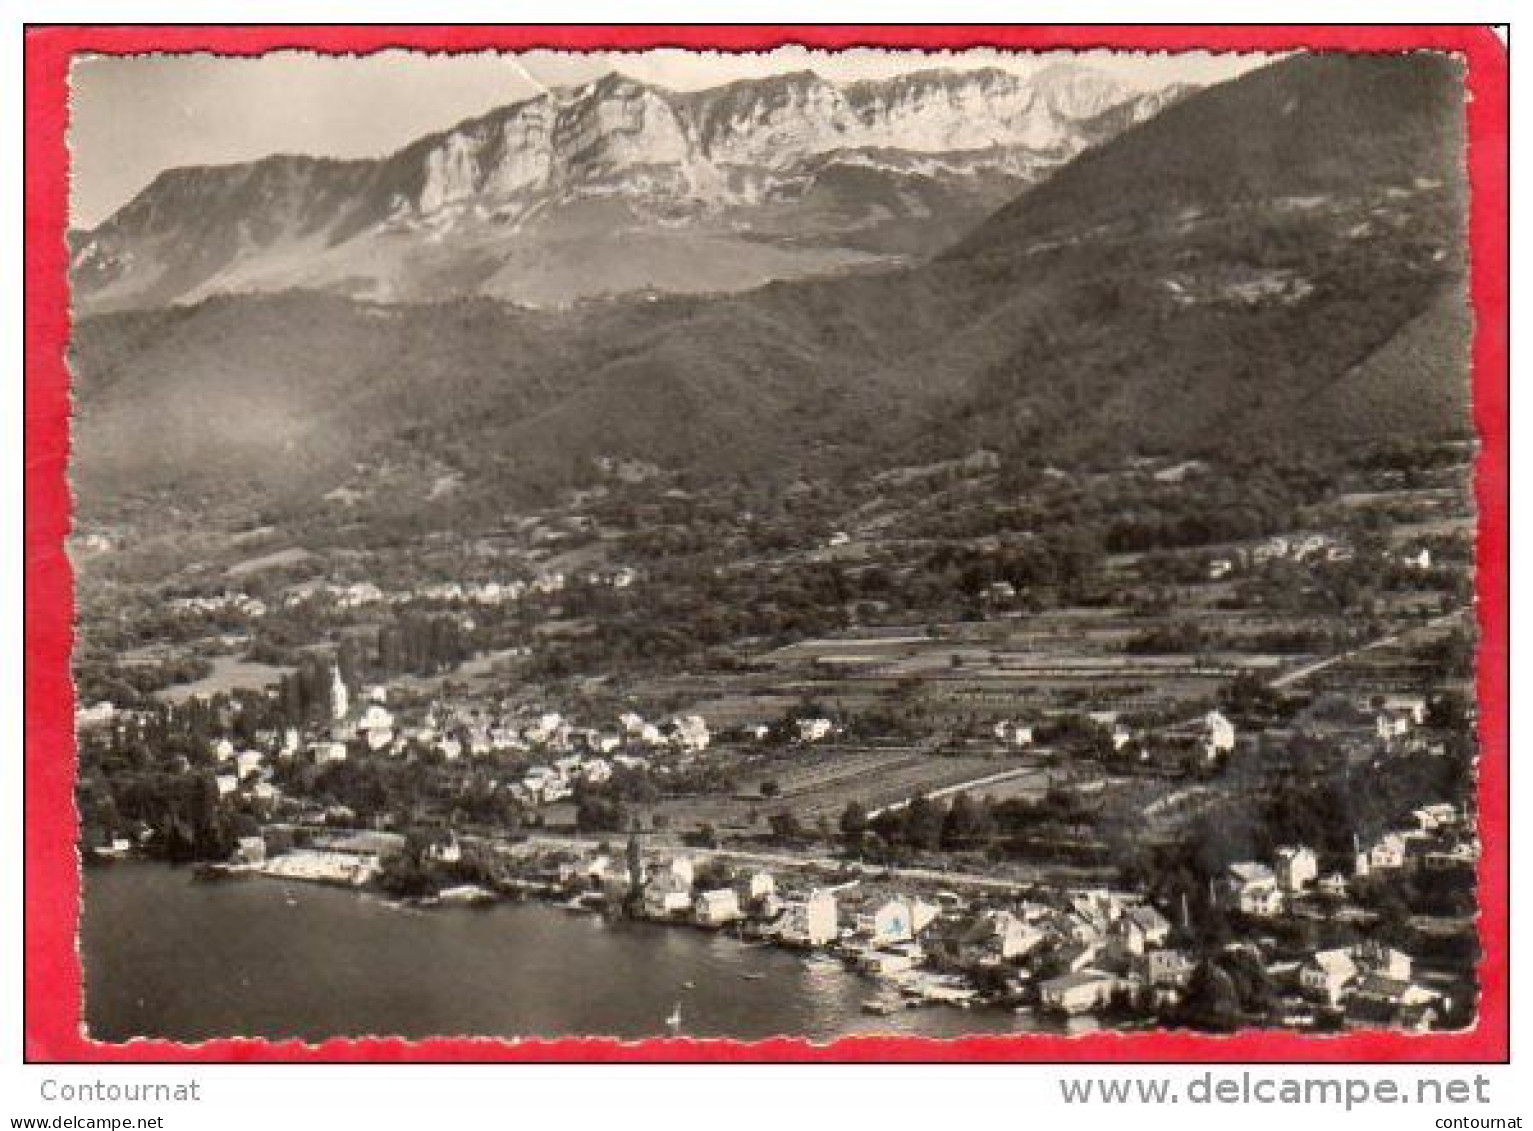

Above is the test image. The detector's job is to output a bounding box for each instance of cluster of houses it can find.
[1288,942,1449,1030]
[551,846,1206,1017]
[1220,801,1475,922]
[270,566,640,615]
[532,840,1459,1029]
[1222,847,1328,918]
[1251,532,1353,567]
[196,666,722,812]
[210,736,289,803]
[1207,534,1436,582]
[1207,533,1354,580]
[167,591,269,619]
[1357,802,1480,875]
[1101,709,1238,773]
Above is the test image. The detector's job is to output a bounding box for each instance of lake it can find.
[83,863,1086,1045]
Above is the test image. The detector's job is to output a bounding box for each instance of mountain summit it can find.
[71,65,1190,312]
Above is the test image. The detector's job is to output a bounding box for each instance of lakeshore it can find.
[83,863,1084,1043]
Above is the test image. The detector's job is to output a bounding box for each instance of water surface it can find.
[84,864,1084,1044]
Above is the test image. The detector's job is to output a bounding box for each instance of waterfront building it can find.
[777,889,839,947]
[1039,970,1119,1016]
[694,889,742,926]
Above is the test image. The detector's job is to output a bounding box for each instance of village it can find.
[72,438,1481,1036]
[79,633,1479,1034]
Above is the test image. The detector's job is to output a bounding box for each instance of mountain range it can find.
[69,53,1471,523]
[71,65,1191,312]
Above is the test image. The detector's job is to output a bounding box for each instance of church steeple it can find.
[329,663,349,722]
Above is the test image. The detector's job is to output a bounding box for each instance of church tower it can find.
[329,664,349,723]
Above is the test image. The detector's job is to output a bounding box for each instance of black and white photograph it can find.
[64,42,1484,1047]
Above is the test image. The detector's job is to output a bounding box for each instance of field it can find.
[739,607,1345,727]
[156,655,292,704]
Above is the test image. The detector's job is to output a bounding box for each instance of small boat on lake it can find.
[665,1003,683,1034]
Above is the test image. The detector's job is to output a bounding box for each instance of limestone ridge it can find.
[72,65,1192,311]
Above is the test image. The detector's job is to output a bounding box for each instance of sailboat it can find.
[665,1002,683,1035]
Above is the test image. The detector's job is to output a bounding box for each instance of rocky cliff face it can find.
[73,65,1193,312]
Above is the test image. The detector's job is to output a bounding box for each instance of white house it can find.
[661,857,695,890]
[796,717,834,744]
[993,720,1034,748]
[359,703,394,733]
[643,886,694,920]
[1039,970,1119,1016]
[214,774,240,798]
[1363,833,1408,872]
[1143,949,1195,988]
[1112,904,1173,956]
[1204,710,1236,757]
[1226,862,1283,917]
[76,701,117,730]
[668,714,711,753]
[746,871,777,903]
[1412,803,1458,832]
[1301,948,1359,1005]
[694,889,742,927]
[1274,845,1319,892]
[777,889,839,947]
[232,835,267,866]
[1383,695,1429,725]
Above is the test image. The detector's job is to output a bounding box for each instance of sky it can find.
[68,48,1271,228]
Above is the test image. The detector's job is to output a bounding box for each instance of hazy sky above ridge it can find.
[69,47,1272,227]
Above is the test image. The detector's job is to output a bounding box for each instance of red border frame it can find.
[23,23,1509,1063]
